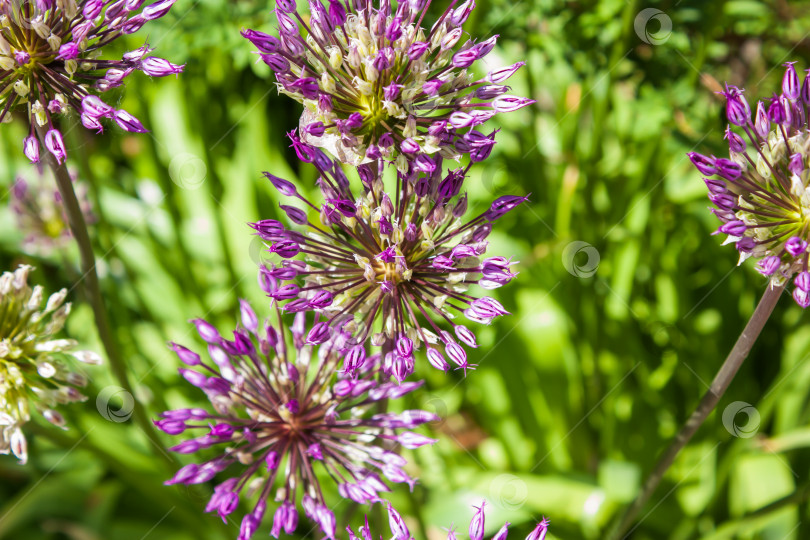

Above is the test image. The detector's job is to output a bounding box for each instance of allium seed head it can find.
[0,265,100,464]
[0,0,184,162]
[159,303,438,540]
[696,62,810,307]
[243,0,534,166]
[253,135,524,378]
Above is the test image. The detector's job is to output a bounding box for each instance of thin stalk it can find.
[607,283,784,540]
[36,126,176,468]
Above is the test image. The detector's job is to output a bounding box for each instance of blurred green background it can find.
[3,0,810,538]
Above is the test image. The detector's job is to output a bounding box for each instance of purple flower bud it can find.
[408,41,430,60]
[756,255,782,276]
[343,345,366,374]
[83,0,104,18]
[122,15,147,34]
[400,138,420,154]
[724,86,750,126]
[725,126,746,153]
[485,194,529,220]
[687,152,717,176]
[23,136,39,164]
[526,518,550,540]
[306,322,331,345]
[790,153,804,176]
[755,101,770,138]
[387,504,410,540]
[396,336,413,357]
[56,42,79,61]
[141,56,185,77]
[491,523,511,540]
[469,501,486,540]
[164,463,198,485]
[795,271,810,292]
[492,95,536,112]
[179,368,207,388]
[328,0,346,25]
[413,154,436,174]
[475,35,498,57]
[794,287,810,308]
[718,220,746,237]
[262,53,290,72]
[170,342,201,365]
[263,172,298,196]
[454,325,478,348]
[82,95,113,118]
[714,158,741,180]
[785,236,808,257]
[476,84,510,100]
[241,29,281,53]
[44,129,67,164]
[155,418,187,436]
[784,62,800,100]
[768,94,787,125]
[397,431,438,449]
[486,61,525,84]
[451,0,476,24]
[280,204,308,225]
[269,240,301,258]
[113,110,148,133]
[142,0,177,20]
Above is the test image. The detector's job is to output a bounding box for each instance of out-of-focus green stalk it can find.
[36,126,176,469]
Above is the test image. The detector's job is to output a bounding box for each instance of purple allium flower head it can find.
[696,61,810,307]
[243,0,534,167]
[0,265,101,465]
[347,500,550,540]
[0,0,183,162]
[9,167,95,256]
[252,137,522,377]
[159,303,438,539]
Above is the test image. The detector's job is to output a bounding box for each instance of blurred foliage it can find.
[3,0,810,538]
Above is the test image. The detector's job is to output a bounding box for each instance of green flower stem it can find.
[607,283,785,539]
[36,126,176,469]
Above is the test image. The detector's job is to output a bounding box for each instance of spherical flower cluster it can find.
[690,62,810,307]
[0,0,184,163]
[157,302,438,540]
[243,0,534,166]
[252,137,525,380]
[349,500,550,540]
[9,167,95,255]
[0,265,101,464]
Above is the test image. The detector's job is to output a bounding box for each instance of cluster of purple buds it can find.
[158,302,438,540]
[242,0,534,167]
[348,500,550,540]
[252,133,526,379]
[691,62,810,307]
[0,0,184,163]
